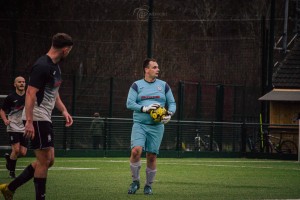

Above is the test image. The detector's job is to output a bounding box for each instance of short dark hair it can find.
[143,58,157,70]
[52,33,73,48]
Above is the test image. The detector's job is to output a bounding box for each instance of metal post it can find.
[103,118,107,156]
[215,84,224,121]
[298,118,300,162]
[70,74,77,149]
[109,77,114,117]
[11,6,17,79]
[282,0,289,53]
[210,122,215,151]
[267,0,275,92]
[215,84,224,151]
[261,15,268,125]
[177,81,184,155]
[196,83,201,120]
[241,122,247,153]
[71,74,76,115]
[107,77,114,151]
[147,0,153,58]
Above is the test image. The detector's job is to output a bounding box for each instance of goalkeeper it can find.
[126,58,176,195]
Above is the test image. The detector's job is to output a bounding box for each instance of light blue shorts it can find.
[131,123,164,154]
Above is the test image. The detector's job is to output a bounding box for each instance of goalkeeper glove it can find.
[142,103,160,113]
[161,111,173,124]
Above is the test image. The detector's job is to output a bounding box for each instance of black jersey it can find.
[1,92,25,132]
[22,55,62,122]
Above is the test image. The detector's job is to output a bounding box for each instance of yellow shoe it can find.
[0,184,14,200]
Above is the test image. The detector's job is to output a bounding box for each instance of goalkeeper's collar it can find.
[144,78,156,83]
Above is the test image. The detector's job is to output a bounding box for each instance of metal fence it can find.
[0,73,261,122]
[0,116,298,158]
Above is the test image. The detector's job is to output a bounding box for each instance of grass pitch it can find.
[1,157,300,200]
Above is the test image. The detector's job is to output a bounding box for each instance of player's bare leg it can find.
[33,147,54,199]
[6,143,22,178]
[144,152,157,195]
[128,146,142,194]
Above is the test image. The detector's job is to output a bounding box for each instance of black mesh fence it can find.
[0,72,261,122]
[4,73,258,122]
[1,116,297,155]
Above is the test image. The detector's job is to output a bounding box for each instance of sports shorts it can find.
[24,121,54,150]
[8,132,28,147]
[131,123,164,155]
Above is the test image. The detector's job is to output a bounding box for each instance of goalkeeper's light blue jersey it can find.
[126,78,176,125]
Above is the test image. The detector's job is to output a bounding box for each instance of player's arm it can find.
[0,109,9,125]
[161,83,176,124]
[126,83,143,112]
[0,97,11,125]
[55,93,73,127]
[165,84,176,115]
[24,85,38,139]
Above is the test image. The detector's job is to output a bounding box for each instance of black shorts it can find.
[8,132,29,147]
[26,121,54,150]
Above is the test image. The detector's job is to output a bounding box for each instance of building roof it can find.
[272,36,300,89]
[259,88,300,101]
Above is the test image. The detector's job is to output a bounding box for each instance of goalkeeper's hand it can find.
[142,103,160,113]
[161,111,173,124]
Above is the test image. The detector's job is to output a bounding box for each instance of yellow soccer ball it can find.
[150,106,167,122]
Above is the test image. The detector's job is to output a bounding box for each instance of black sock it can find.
[10,159,17,172]
[8,164,35,192]
[34,178,46,200]
[6,155,11,170]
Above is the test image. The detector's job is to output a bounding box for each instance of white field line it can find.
[2,159,297,164]
[54,159,300,164]
[49,167,98,170]
[0,159,299,165]
[0,166,98,171]
[1,159,299,171]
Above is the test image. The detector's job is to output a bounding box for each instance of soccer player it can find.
[0,76,27,179]
[126,58,176,195]
[0,33,74,200]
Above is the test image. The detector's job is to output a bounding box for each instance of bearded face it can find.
[14,77,26,92]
